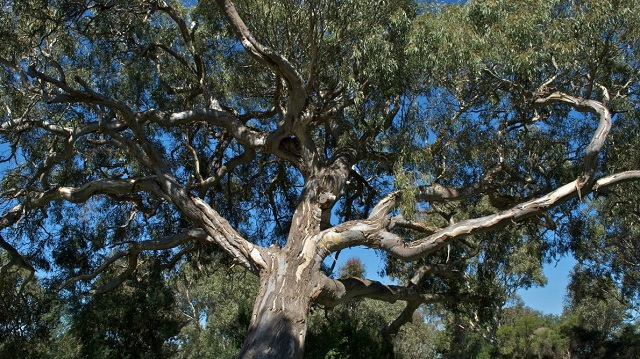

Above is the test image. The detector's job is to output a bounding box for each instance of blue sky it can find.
[518,255,577,315]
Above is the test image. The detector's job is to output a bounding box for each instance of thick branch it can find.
[141,108,268,149]
[381,301,421,341]
[286,148,357,252]
[0,177,163,230]
[413,161,505,203]
[154,0,216,105]
[533,91,611,187]
[594,170,640,189]
[198,148,256,195]
[160,181,269,273]
[409,263,462,285]
[92,252,139,295]
[21,62,170,173]
[390,215,441,234]
[0,112,73,136]
[317,170,640,261]
[214,0,318,173]
[318,91,623,259]
[379,170,640,260]
[26,64,134,118]
[316,275,462,307]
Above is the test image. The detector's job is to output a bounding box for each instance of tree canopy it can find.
[1,0,640,357]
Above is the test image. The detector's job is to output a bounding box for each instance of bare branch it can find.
[0,108,73,136]
[60,228,211,294]
[318,90,626,261]
[153,1,216,105]
[378,169,640,260]
[4,61,270,275]
[184,132,204,184]
[381,301,421,341]
[140,108,268,148]
[166,187,269,273]
[198,148,256,195]
[533,91,611,186]
[91,252,139,295]
[14,61,171,173]
[415,161,505,203]
[594,170,640,189]
[390,215,441,235]
[409,263,461,286]
[318,169,640,261]
[26,64,134,118]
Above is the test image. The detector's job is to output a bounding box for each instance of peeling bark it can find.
[239,251,324,359]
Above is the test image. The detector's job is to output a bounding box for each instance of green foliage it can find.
[169,256,258,359]
[567,112,640,310]
[496,306,568,359]
[57,258,182,359]
[337,257,366,279]
[306,299,397,359]
[435,290,640,359]
[2,0,640,357]
[306,261,440,359]
[392,314,440,359]
[48,251,261,359]
[562,272,640,358]
[0,255,57,359]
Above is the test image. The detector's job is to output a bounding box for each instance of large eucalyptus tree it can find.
[2,0,640,357]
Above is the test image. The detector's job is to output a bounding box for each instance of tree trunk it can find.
[237,252,317,359]
[237,166,347,358]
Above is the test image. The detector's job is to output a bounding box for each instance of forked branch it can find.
[215,0,307,111]
[60,228,212,294]
[319,92,639,262]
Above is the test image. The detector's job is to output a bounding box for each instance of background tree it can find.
[2,0,640,357]
[0,253,57,359]
[55,256,183,359]
[306,257,441,359]
[169,251,257,359]
[495,305,569,359]
[561,271,640,358]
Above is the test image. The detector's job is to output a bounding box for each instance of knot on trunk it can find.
[318,191,336,205]
[278,136,302,158]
